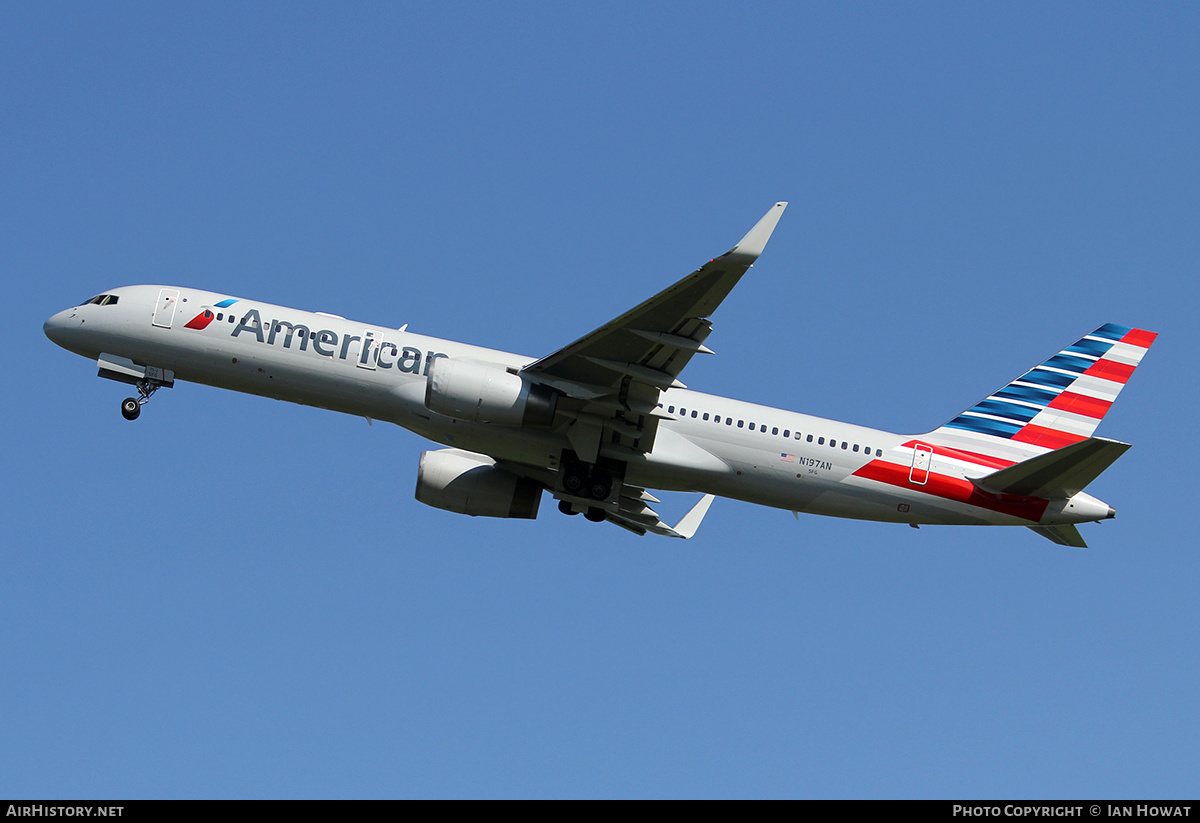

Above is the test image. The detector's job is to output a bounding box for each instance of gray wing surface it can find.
[522,202,787,462]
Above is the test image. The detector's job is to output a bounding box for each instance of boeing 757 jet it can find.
[44,203,1156,545]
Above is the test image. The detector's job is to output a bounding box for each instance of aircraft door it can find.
[152,288,180,328]
[909,443,933,485]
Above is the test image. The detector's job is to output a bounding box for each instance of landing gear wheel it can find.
[563,471,586,495]
[120,378,163,421]
[558,500,579,516]
[584,507,607,523]
[589,479,612,501]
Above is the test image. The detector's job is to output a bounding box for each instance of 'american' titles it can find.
[230,308,446,374]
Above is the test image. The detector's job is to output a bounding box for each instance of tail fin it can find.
[928,323,1157,462]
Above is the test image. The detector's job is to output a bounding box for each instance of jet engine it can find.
[424,358,557,426]
[415,449,542,519]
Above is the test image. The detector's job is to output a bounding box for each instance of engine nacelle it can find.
[415,449,542,519]
[424,358,557,426]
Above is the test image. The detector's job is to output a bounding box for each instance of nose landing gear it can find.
[97,354,174,422]
[120,378,162,421]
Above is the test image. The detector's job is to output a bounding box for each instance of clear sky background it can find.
[3,2,1197,799]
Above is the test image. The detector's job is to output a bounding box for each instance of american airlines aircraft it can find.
[43,203,1156,545]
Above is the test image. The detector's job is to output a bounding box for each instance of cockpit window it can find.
[79,294,120,306]
[101,295,119,305]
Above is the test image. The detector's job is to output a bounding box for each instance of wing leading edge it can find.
[522,202,787,462]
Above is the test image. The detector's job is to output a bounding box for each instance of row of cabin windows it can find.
[213,314,311,338]
[206,314,357,345]
[661,403,883,457]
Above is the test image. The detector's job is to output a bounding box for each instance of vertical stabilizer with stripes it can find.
[927,324,1157,463]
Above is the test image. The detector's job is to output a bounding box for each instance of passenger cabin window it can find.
[702,413,709,421]
[691,410,697,418]
[749,423,755,431]
[853,444,860,452]
[818,437,824,445]
[772,427,779,435]
[737,420,744,428]
[807,434,813,442]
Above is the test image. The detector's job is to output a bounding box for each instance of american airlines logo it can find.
[185,304,446,375]
[183,298,239,330]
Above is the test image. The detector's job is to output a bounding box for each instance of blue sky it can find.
[3,2,1198,798]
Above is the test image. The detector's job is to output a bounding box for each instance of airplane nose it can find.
[43,309,79,348]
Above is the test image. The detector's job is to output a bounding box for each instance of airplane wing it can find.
[494,458,718,538]
[606,489,716,538]
[522,202,787,461]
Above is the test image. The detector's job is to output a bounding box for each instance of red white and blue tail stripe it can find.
[928,323,1157,462]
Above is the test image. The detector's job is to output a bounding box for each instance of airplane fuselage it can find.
[44,284,1114,531]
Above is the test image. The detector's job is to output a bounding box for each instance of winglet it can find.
[725,202,788,260]
[668,494,716,539]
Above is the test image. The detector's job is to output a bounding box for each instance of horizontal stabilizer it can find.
[974,437,1131,498]
[1028,524,1089,548]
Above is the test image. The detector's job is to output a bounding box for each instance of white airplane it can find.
[44,203,1157,545]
